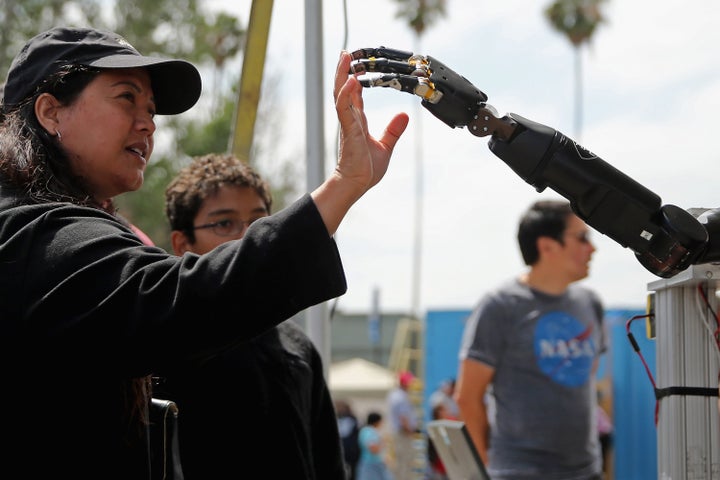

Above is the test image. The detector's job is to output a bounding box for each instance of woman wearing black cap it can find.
[0,27,409,478]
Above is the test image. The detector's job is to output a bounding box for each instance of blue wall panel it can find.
[606,309,657,480]
[423,309,472,422]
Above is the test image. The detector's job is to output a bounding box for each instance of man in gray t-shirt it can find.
[456,200,607,480]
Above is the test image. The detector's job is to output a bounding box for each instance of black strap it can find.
[655,386,718,400]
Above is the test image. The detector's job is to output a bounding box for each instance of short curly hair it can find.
[164,153,272,242]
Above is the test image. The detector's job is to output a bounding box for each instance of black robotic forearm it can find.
[488,113,711,278]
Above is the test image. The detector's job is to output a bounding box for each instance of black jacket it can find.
[0,191,346,479]
[156,320,346,479]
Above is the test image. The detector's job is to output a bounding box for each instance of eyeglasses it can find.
[564,230,592,244]
[191,218,263,237]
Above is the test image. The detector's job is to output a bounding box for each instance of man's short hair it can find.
[517,200,573,265]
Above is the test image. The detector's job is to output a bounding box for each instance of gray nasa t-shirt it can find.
[459,278,606,480]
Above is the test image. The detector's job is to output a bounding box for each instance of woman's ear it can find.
[34,93,62,136]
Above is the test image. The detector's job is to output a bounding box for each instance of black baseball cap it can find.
[2,26,202,115]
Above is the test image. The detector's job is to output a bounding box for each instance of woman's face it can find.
[55,68,157,201]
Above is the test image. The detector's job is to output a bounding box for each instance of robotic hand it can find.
[350,47,719,278]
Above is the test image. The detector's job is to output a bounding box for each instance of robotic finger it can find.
[356,73,443,103]
[351,47,435,81]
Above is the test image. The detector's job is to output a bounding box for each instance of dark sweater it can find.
[156,319,346,479]
[0,191,346,479]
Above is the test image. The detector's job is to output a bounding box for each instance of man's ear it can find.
[34,93,62,136]
[170,230,192,256]
[536,236,560,258]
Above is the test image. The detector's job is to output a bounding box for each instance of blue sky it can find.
[208,1,720,315]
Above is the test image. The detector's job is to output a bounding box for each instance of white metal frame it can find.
[648,264,720,479]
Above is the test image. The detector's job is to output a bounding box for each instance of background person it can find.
[429,377,460,419]
[386,370,419,480]
[357,411,394,480]
[426,402,456,480]
[455,199,607,480]
[336,398,362,480]
[158,153,346,478]
[0,26,408,478]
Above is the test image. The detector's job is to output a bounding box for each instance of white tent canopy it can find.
[329,357,396,394]
[329,358,397,423]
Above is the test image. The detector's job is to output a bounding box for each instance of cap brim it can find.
[89,55,201,115]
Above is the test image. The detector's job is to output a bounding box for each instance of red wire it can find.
[625,314,660,425]
[633,286,720,426]
[697,284,720,348]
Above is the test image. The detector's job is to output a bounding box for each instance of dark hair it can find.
[517,200,573,265]
[165,153,272,243]
[0,65,111,211]
[334,399,354,417]
[367,411,382,426]
[432,404,447,420]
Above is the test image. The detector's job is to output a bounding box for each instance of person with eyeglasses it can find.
[160,153,346,479]
[455,199,607,480]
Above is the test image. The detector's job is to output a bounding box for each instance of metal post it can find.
[231,0,273,160]
[304,0,330,377]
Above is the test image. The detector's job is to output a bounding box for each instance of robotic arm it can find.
[350,47,718,278]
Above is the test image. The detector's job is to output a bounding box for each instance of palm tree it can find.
[394,0,447,37]
[544,0,607,141]
[393,0,447,323]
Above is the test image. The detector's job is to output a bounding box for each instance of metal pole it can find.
[304,0,330,377]
[231,0,273,160]
[648,264,720,479]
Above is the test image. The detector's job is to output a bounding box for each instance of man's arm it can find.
[455,358,494,465]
